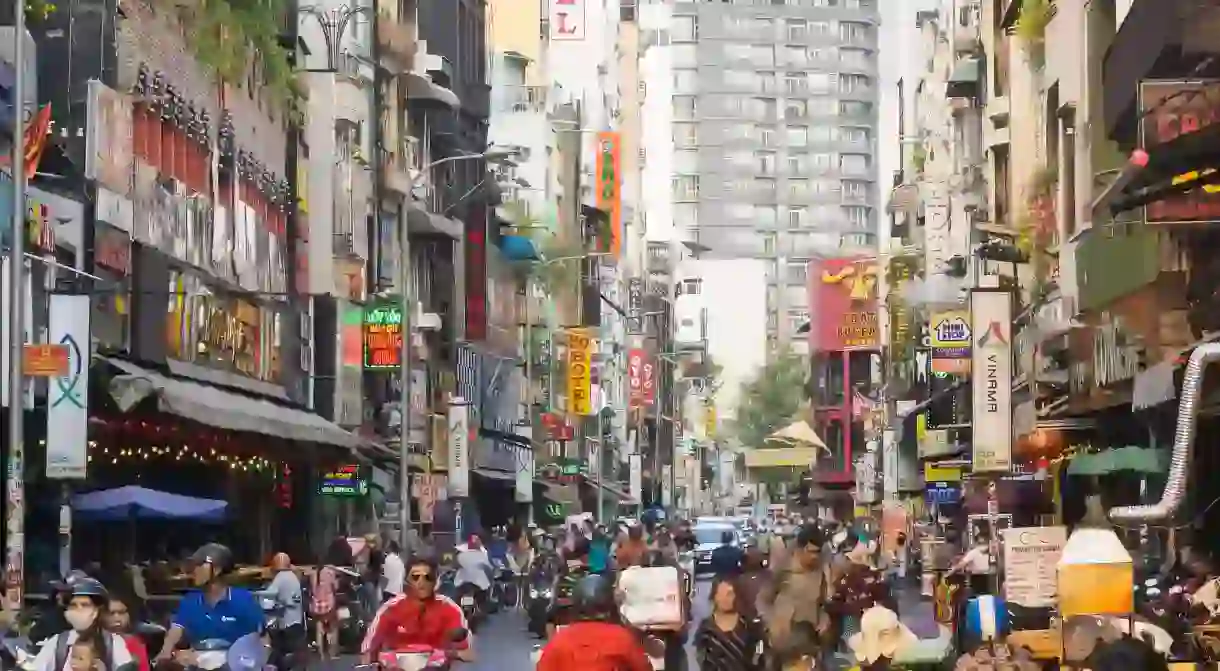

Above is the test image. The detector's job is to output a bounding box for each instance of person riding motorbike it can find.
[29,569,93,644]
[453,534,494,615]
[536,574,652,671]
[547,538,593,636]
[34,576,135,671]
[154,543,263,667]
[360,556,475,664]
[256,552,305,670]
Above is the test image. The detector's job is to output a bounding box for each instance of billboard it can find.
[1139,80,1220,225]
[567,328,594,416]
[810,256,880,351]
[627,348,655,408]
[970,290,1013,472]
[930,309,972,374]
[595,132,622,258]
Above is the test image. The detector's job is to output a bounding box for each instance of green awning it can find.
[946,58,981,98]
[1067,446,1167,476]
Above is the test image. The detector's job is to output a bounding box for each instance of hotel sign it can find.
[363,303,403,370]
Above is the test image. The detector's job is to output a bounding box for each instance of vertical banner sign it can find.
[46,295,91,479]
[930,309,972,374]
[627,278,644,333]
[514,423,534,504]
[447,397,472,497]
[629,454,643,504]
[548,0,586,40]
[641,356,656,406]
[567,328,593,415]
[1,257,34,409]
[661,465,673,507]
[362,302,403,369]
[595,132,622,258]
[628,348,645,408]
[970,290,1014,472]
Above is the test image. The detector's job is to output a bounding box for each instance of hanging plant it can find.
[1015,0,1053,66]
[912,144,928,175]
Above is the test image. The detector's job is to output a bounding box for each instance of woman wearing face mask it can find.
[33,577,135,671]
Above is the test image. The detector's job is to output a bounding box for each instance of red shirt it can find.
[361,594,469,654]
[537,622,652,671]
[121,633,151,671]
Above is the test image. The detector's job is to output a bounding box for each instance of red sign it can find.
[1140,80,1220,224]
[810,256,880,351]
[628,348,655,408]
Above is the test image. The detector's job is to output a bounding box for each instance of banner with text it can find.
[46,294,91,479]
[447,398,472,497]
[567,328,594,415]
[627,348,655,408]
[809,256,880,351]
[970,290,1013,472]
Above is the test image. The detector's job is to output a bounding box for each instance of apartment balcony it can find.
[646,242,672,274]
[379,138,417,199]
[377,9,417,73]
[497,84,547,113]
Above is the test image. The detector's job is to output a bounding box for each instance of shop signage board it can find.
[319,464,369,496]
[548,0,586,40]
[515,423,534,504]
[23,344,69,377]
[627,348,656,408]
[596,132,622,257]
[627,278,644,333]
[567,328,594,416]
[1139,80,1220,225]
[813,257,880,350]
[362,302,403,370]
[970,289,1013,472]
[448,397,472,497]
[930,309,972,374]
[1001,526,1067,608]
[46,295,91,480]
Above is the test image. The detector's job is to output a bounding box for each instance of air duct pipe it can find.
[1110,343,1220,524]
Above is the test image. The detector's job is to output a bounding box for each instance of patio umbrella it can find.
[767,420,829,451]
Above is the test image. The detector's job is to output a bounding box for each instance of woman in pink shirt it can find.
[310,563,341,660]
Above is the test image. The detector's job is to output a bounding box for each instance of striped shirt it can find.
[693,616,764,671]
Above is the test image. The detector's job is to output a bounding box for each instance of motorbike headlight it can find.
[538,589,553,600]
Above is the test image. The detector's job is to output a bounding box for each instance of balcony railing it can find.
[499,84,547,112]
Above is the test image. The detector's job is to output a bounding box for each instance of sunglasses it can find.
[408,573,436,584]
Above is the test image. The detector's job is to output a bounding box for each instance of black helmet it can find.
[190,543,235,577]
[66,576,109,606]
[571,574,616,621]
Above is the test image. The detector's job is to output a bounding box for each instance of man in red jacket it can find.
[360,557,475,664]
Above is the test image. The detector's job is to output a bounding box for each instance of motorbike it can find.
[454,582,487,632]
[491,558,517,611]
[0,633,35,671]
[356,627,468,671]
[183,633,271,671]
[525,570,556,638]
[676,552,695,599]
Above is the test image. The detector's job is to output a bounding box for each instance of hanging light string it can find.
[88,442,276,472]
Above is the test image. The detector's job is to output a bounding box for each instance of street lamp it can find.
[396,148,516,543]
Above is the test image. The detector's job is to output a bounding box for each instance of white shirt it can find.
[454,544,492,591]
[957,546,992,574]
[33,630,134,671]
[383,551,405,596]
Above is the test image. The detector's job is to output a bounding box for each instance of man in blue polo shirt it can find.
[154,543,263,665]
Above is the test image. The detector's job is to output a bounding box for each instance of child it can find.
[69,638,102,671]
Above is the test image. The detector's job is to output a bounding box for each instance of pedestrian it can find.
[382,540,405,599]
[694,576,765,671]
[308,556,341,661]
[103,590,150,671]
[950,529,993,596]
[258,552,306,669]
[768,524,831,671]
[589,526,612,574]
[827,540,895,662]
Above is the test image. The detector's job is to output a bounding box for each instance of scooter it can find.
[491,558,517,611]
[333,566,369,654]
[454,582,487,632]
[357,627,468,671]
[525,570,555,638]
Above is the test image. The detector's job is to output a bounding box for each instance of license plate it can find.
[460,596,475,606]
[337,607,351,620]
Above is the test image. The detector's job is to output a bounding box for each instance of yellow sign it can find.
[567,328,593,416]
[704,402,717,438]
[923,464,962,483]
[821,262,879,300]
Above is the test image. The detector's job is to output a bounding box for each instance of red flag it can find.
[21,104,53,180]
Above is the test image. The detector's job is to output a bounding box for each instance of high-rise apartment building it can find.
[657,0,881,348]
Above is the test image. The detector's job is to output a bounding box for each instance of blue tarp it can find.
[497,234,539,261]
[72,486,228,521]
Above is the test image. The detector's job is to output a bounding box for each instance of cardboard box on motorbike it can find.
[616,566,688,631]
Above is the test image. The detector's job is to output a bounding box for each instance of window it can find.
[756,204,778,226]
[759,72,777,93]
[785,18,807,41]
[748,97,777,118]
[763,234,777,255]
[725,178,752,194]
[752,45,775,67]
[839,101,872,117]
[673,175,700,199]
[840,153,869,175]
[843,181,868,200]
[811,97,838,115]
[673,95,698,119]
[843,205,870,228]
[672,15,698,41]
[784,72,808,94]
[724,69,754,90]
[727,202,755,219]
[717,95,746,116]
[788,310,810,334]
[756,151,777,175]
[840,21,870,44]
[787,154,807,176]
[813,178,840,194]
[787,206,805,228]
[810,125,837,143]
[638,147,646,165]
[784,99,807,119]
[809,72,836,94]
[673,123,698,147]
[811,152,835,170]
[760,128,778,147]
[841,126,870,146]
[671,44,697,66]
[787,261,808,283]
[789,179,809,198]
[809,20,833,35]
[809,47,837,63]
[786,125,808,146]
[754,177,777,194]
[674,149,698,173]
[839,74,871,94]
[673,68,698,92]
[726,150,754,168]
[674,204,698,226]
[755,16,775,37]
[782,46,807,66]
[840,48,870,68]
[726,123,754,141]
[725,43,754,62]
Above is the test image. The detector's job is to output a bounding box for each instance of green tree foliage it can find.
[733,348,808,450]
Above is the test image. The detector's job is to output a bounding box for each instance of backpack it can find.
[53,631,116,671]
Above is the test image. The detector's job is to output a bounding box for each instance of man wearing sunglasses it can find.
[360,557,475,664]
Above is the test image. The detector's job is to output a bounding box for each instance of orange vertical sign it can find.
[595,131,621,259]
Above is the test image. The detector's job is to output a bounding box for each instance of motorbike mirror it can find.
[446,627,469,643]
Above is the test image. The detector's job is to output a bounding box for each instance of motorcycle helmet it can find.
[191,543,236,577]
[571,574,617,621]
[66,576,109,607]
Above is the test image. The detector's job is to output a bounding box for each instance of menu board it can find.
[319,464,370,496]
[1002,526,1068,607]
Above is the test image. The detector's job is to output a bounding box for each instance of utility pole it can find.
[7,6,28,606]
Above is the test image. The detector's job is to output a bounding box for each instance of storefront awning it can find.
[406,203,463,238]
[105,357,373,451]
[473,467,515,482]
[946,58,981,98]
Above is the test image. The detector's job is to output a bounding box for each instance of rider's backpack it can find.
[53,631,117,671]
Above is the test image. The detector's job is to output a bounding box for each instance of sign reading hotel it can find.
[567,328,594,416]
[362,303,403,370]
[812,257,880,350]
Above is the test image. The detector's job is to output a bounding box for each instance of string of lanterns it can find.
[87,442,276,472]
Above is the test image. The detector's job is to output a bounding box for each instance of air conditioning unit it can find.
[333,232,356,255]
